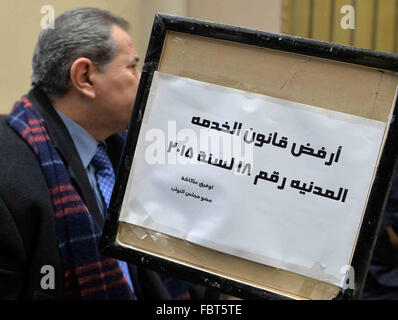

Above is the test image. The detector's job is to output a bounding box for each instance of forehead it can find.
[111,25,138,59]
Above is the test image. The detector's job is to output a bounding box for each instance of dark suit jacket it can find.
[0,87,175,299]
[362,169,398,299]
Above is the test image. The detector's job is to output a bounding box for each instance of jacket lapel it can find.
[28,87,105,229]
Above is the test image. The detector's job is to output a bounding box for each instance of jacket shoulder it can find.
[0,115,52,215]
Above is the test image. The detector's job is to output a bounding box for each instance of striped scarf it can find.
[7,96,134,299]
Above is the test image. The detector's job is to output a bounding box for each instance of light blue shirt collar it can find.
[55,109,98,168]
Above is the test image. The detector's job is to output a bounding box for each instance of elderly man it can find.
[0,7,196,300]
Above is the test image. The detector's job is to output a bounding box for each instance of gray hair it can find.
[31,7,129,98]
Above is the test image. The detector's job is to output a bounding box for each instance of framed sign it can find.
[100,14,398,300]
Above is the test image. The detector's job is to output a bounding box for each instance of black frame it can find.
[100,14,398,300]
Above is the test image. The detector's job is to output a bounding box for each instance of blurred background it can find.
[0,0,397,114]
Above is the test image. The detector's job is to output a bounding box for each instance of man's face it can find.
[93,25,141,134]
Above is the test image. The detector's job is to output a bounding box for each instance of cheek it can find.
[126,74,140,98]
[107,71,139,107]
[130,72,140,89]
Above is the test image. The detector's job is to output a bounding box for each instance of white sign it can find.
[119,72,386,287]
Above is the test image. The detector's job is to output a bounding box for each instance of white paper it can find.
[119,72,387,287]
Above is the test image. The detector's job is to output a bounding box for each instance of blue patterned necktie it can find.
[91,143,115,208]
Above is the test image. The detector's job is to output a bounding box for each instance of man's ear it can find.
[70,58,97,99]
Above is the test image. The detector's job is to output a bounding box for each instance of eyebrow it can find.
[129,56,140,64]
